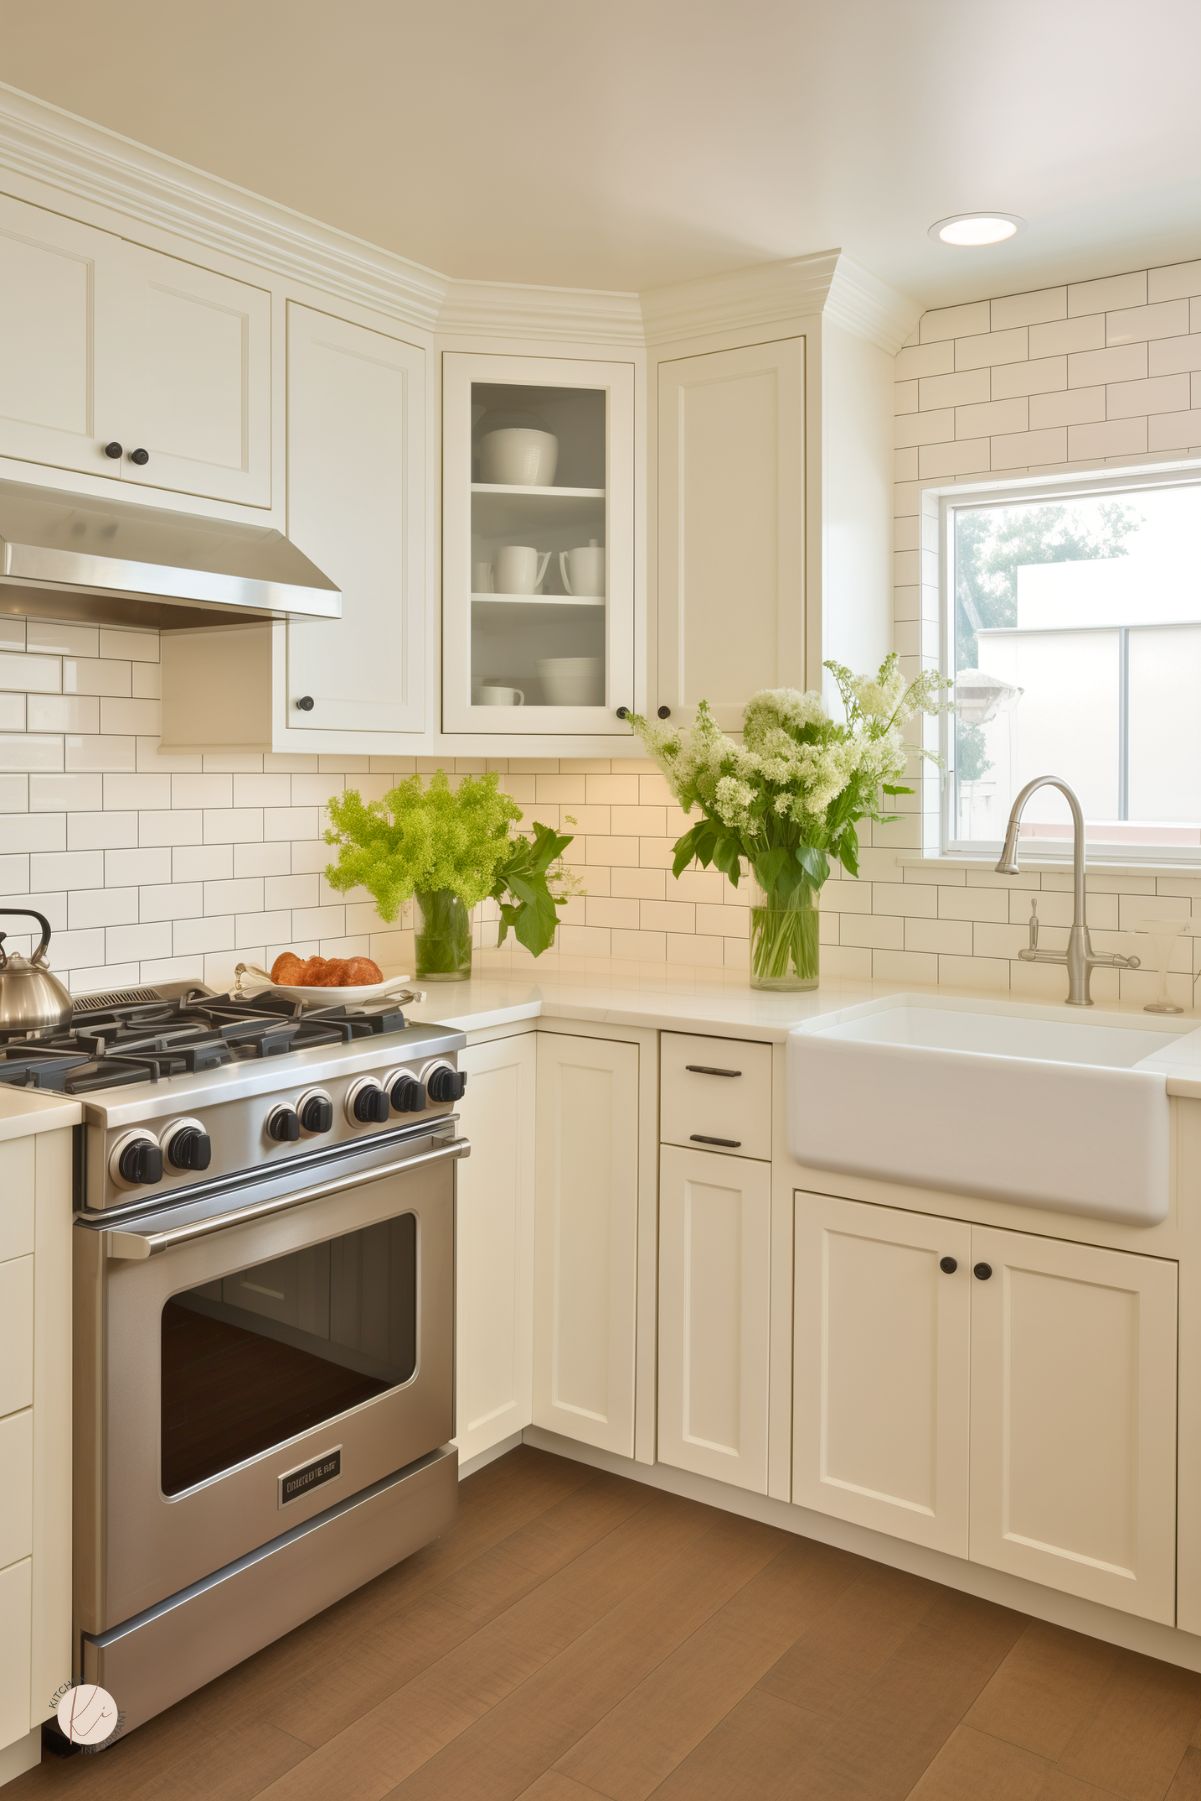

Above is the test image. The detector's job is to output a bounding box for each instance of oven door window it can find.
[160,1214,417,1496]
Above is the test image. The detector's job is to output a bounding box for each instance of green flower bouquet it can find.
[325,770,574,981]
[630,656,951,990]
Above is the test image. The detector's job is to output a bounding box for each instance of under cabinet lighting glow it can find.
[929,213,1023,247]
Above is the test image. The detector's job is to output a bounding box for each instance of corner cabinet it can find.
[442,352,637,735]
[793,1193,1178,1624]
[0,190,270,506]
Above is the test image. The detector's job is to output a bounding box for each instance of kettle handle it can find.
[0,910,53,965]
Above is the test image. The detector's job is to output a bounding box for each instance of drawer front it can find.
[0,1259,33,1419]
[660,1033,772,1161]
[0,1412,32,1569]
[0,1142,34,1263]
[0,1558,31,1750]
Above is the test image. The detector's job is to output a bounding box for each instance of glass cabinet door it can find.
[442,353,635,735]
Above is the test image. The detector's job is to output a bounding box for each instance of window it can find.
[943,476,1201,858]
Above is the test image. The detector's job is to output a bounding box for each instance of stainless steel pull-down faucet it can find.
[995,775,1139,1007]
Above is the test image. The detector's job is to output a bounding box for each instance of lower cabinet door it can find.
[658,1146,772,1492]
[532,1034,639,1456]
[0,1558,31,1752]
[454,1035,536,1464]
[793,1193,971,1555]
[968,1226,1177,1623]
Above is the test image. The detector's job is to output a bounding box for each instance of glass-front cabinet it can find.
[442,352,636,734]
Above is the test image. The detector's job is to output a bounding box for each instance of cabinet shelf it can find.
[471,592,604,619]
[471,483,605,499]
[471,483,606,537]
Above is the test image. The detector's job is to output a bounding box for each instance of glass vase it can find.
[413,889,473,982]
[748,879,821,991]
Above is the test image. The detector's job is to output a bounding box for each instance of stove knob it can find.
[298,1091,334,1134]
[113,1133,164,1189]
[426,1064,468,1105]
[164,1123,212,1172]
[349,1080,390,1126]
[388,1075,427,1114]
[266,1105,301,1144]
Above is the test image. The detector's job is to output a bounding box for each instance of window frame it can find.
[937,463,1201,866]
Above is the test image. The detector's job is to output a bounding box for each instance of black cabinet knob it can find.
[118,1137,163,1187]
[389,1076,427,1115]
[657,705,671,719]
[129,447,150,466]
[973,1262,993,1281]
[299,1094,334,1134]
[166,1127,212,1172]
[295,696,315,712]
[615,706,630,720]
[267,1105,301,1143]
[939,1255,958,1275]
[426,1065,467,1104]
[103,440,123,459]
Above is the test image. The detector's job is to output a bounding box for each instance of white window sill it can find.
[898,852,1201,879]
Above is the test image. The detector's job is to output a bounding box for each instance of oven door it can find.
[75,1124,463,1633]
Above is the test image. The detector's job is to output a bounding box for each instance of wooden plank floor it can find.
[11,1446,1201,1800]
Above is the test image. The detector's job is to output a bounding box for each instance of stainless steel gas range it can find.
[0,980,468,1733]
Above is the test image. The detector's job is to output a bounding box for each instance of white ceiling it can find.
[3,0,1201,310]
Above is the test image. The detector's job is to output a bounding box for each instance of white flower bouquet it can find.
[630,656,951,989]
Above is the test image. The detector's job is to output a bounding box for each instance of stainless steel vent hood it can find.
[0,480,340,631]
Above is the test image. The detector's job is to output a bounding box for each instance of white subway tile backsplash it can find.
[1028,386,1106,429]
[0,812,65,852]
[68,887,139,929]
[0,696,24,732]
[990,426,1068,470]
[1148,334,1201,375]
[24,622,97,658]
[1147,408,1201,451]
[62,658,131,697]
[1105,373,1191,418]
[989,356,1068,399]
[98,627,158,663]
[1067,341,1148,387]
[0,653,60,693]
[99,697,161,736]
[990,287,1066,330]
[1066,417,1148,459]
[1105,299,1191,344]
[67,811,138,851]
[31,850,103,890]
[1067,270,1147,315]
[105,847,172,886]
[920,300,991,342]
[954,326,1028,370]
[65,735,135,772]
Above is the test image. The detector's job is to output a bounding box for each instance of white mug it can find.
[559,540,605,597]
[495,545,551,595]
[472,560,494,593]
[474,682,525,707]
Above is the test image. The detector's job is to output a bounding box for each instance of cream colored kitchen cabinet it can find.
[532,1033,640,1455]
[969,1225,1177,1624]
[656,338,804,730]
[793,1193,971,1555]
[793,1192,1178,1622]
[283,304,427,738]
[442,351,636,737]
[0,1128,72,1779]
[455,1034,536,1464]
[658,1145,772,1493]
[0,190,270,505]
[659,1032,773,1161]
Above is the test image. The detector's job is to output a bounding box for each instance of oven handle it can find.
[102,1135,471,1261]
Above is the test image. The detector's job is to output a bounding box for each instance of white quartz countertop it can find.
[404,954,1201,1100]
[0,1085,82,1141]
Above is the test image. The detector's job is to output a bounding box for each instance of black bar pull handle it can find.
[684,1064,742,1079]
[689,1134,742,1149]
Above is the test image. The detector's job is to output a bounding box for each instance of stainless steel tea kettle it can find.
[0,910,72,1033]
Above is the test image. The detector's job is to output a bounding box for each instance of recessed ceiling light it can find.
[929,213,1023,247]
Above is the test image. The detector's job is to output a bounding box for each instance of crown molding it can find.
[438,278,644,348]
[640,250,917,353]
[0,85,914,356]
[0,83,447,330]
[823,255,919,355]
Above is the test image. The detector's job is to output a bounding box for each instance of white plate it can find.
[234,965,417,1006]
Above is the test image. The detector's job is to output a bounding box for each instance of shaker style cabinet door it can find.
[657,338,804,729]
[532,1034,639,1455]
[792,1193,971,1556]
[442,351,636,736]
[455,1035,536,1464]
[0,192,122,480]
[658,1145,772,1493]
[968,1226,1177,1624]
[285,304,427,737]
[108,238,271,506]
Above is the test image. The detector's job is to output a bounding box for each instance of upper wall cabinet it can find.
[657,339,804,730]
[0,191,270,507]
[285,304,427,737]
[442,352,636,736]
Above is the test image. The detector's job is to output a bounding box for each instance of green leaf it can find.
[796,845,830,887]
[881,784,912,797]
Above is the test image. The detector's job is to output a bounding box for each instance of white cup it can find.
[474,682,525,707]
[495,545,551,594]
[472,560,494,593]
[559,540,605,597]
[479,427,559,487]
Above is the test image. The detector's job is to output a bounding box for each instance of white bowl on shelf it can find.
[479,427,559,487]
[538,656,604,706]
